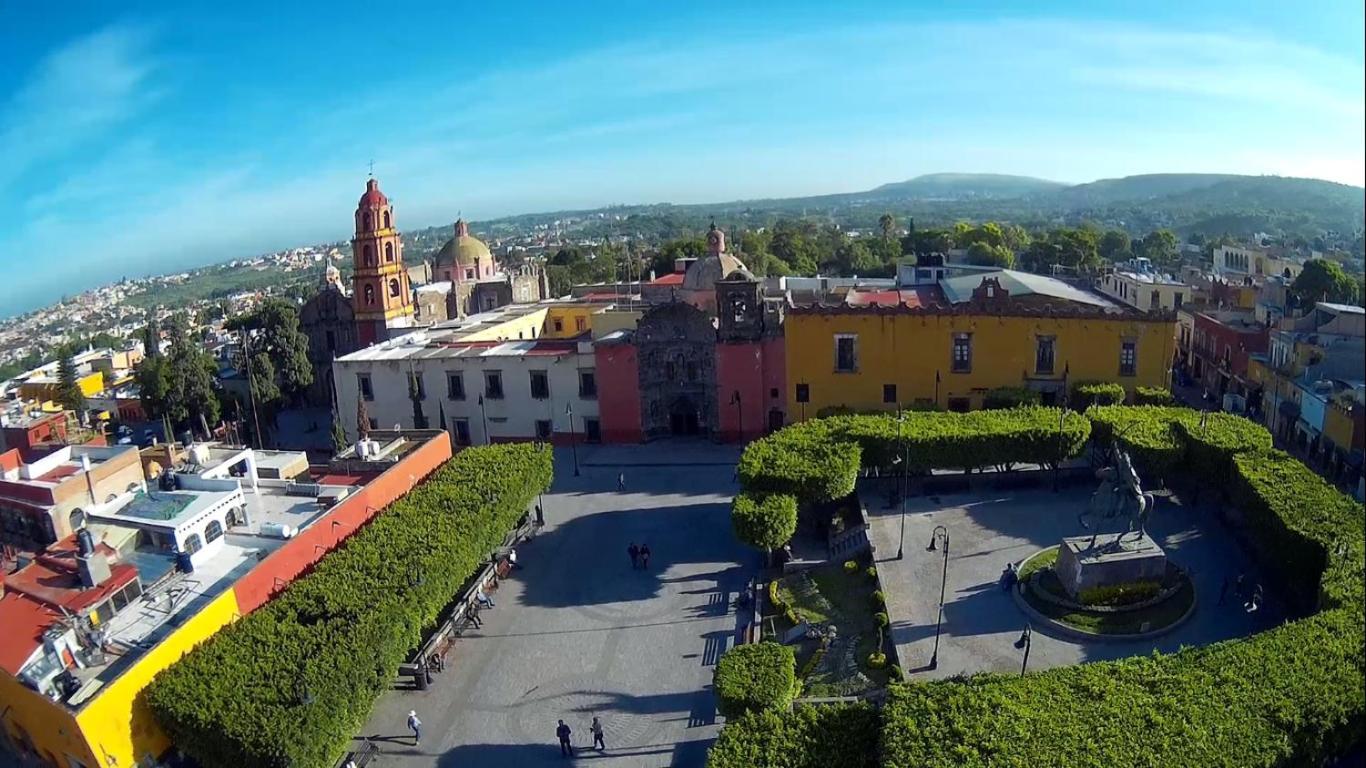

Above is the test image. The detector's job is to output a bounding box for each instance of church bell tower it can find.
[351,177,415,346]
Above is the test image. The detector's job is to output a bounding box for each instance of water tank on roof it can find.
[260,522,295,539]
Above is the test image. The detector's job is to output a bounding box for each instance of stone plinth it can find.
[1055,532,1166,598]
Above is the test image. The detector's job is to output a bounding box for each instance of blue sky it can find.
[1,0,1362,316]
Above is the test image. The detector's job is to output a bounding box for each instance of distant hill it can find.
[866,173,1067,200]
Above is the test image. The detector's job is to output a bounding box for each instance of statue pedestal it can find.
[1056,532,1166,598]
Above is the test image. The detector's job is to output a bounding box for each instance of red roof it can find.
[0,593,62,675]
[844,286,944,309]
[4,539,138,614]
[358,178,388,208]
[650,273,685,286]
[0,449,21,474]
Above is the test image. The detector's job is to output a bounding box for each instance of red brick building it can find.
[1190,310,1269,400]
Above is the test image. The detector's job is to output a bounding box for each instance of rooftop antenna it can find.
[368,159,374,178]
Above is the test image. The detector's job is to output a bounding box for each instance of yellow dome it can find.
[437,219,493,267]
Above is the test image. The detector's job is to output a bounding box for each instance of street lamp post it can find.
[566,402,580,476]
[896,409,908,560]
[1015,624,1033,676]
[927,524,949,668]
[730,390,743,443]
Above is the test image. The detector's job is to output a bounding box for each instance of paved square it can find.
[358,444,752,767]
[864,482,1284,679]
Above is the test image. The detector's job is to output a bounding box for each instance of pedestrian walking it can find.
[1217,576,1228,606]
[617,472,626,492]
[476,586,495,608]
[468,601,483,628]
[556,719,573,757]
[590,716,606,750]
[640,543,651,570]
[536,503,545,527]
[999,563,1017,591]
[407,710,422,745]
[628,542,640,569]
[508,548,521,570]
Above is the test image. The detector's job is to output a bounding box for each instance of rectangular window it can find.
[1120,341,1138,376]
[883,384,897,404]
[575,317,587,332]
[795,383,810,403]
[535,419,552,439]
[408,371,426,400]
[770,387,779,399]
[579,370,597,398]
[952,333,972,373]
[452,417,471,446]
[1173,293,1183,310]
[553,318,564,332]
[1150,290,1160,309]
[530,370,550,399]
[584,418,601,443]
[447,371,465,400]
[1035,336,1055,375]
[834,334,858,372]
[485,370,504,399]
[357,373,374,401]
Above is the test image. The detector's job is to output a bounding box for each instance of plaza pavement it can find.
[863,479,1285,680]
[357,443,753,767]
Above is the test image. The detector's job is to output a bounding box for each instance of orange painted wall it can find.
[231,434,452,614]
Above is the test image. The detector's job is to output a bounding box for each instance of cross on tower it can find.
[368,159,374,177]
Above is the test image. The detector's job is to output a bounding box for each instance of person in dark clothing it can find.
[590,716,605,750]
[556,720,573,757]
[628,542,639,569]
[640,544,651,570]
[617,472,626,491]
[535,503,545,527]
[468,602,483,628]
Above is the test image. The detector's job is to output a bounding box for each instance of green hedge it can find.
[706,702,881,768]
[880,409,1365,768]
[732,492,799,553]
[1176,413,1273,490]
[981,387,1042,410]
[1070,380,1126,409]
[713,643,800,719]
[144,444,554,768]
[1088,406,1272,488]
[1134,386,1175,406]
[737,409,1089,489]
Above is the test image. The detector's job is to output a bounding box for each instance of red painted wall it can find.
[231,433,452,614]
[594,343,642,443]
[716,338,786,442]
[1193,313,1268,381]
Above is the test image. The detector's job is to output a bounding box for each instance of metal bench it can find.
[338,739,380,768]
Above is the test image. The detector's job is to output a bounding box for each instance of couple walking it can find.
[627,542,652,570]
[557,717,606,757]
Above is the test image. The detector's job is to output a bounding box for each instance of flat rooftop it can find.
[97,488,237,530]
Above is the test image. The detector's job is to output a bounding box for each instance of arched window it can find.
[182,534,203,556]
[384,242,394,262]
[204,520,224,544]
[364,244,375,266]
[383,211,391,229]
[365,284,376,305]
[389,278,401,297]
[363,212,372,230]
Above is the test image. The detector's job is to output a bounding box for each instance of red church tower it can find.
[351,177,415,346]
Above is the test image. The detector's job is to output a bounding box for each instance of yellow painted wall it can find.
[590,308,642,339]
[74,588,241,767]
[1325,403,1356,450]
[460,308,549,342]
[0,672,98,768]
[543,306,596,339]
[19,372,104,402]
[785,311,1174,415]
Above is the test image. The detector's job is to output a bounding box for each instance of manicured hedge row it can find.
[880,408,1364,768]
[1089,406,1272,487]
[144,444,554,768]
[1070,380,1126,409]
[1176,413,1273,489]
[1134,386,1175,406]
[732,492,799,553]
[707,702,881,768]
[713,642,800,718]
[737,409,1090,497]
[982,386,1041,410]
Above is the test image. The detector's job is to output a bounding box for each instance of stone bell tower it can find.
[352,177,415,346]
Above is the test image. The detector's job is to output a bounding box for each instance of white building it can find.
[334,304,602,446]
[1097,261,1192,313]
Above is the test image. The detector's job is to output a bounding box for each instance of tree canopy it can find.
[1290,259,1362,307]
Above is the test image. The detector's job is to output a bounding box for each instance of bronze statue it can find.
[1080,443,1155,547]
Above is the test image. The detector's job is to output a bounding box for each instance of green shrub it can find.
[706,703,881,768]
[738,420,862,501]
[732,492,799,553]
[1087,405,1189,479]
[866,652,887,669]
[713,643,800,719]
[1176,413,1272,490]
[865,565,878,580]
[144,444,554,768]
[871,590,885,609]
[768,580,785,610]
[844,559,860,574]
[1077,579,1161,607]
[874,611,890,628]
[982,387,1042,410]
[887,664,905,682]
[1070,380,1126,409]
[1134,386,1175,406]
[827,408,1089,471]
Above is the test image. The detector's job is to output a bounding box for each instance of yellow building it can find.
[785,270,1175,416]
[18,371,104,403]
